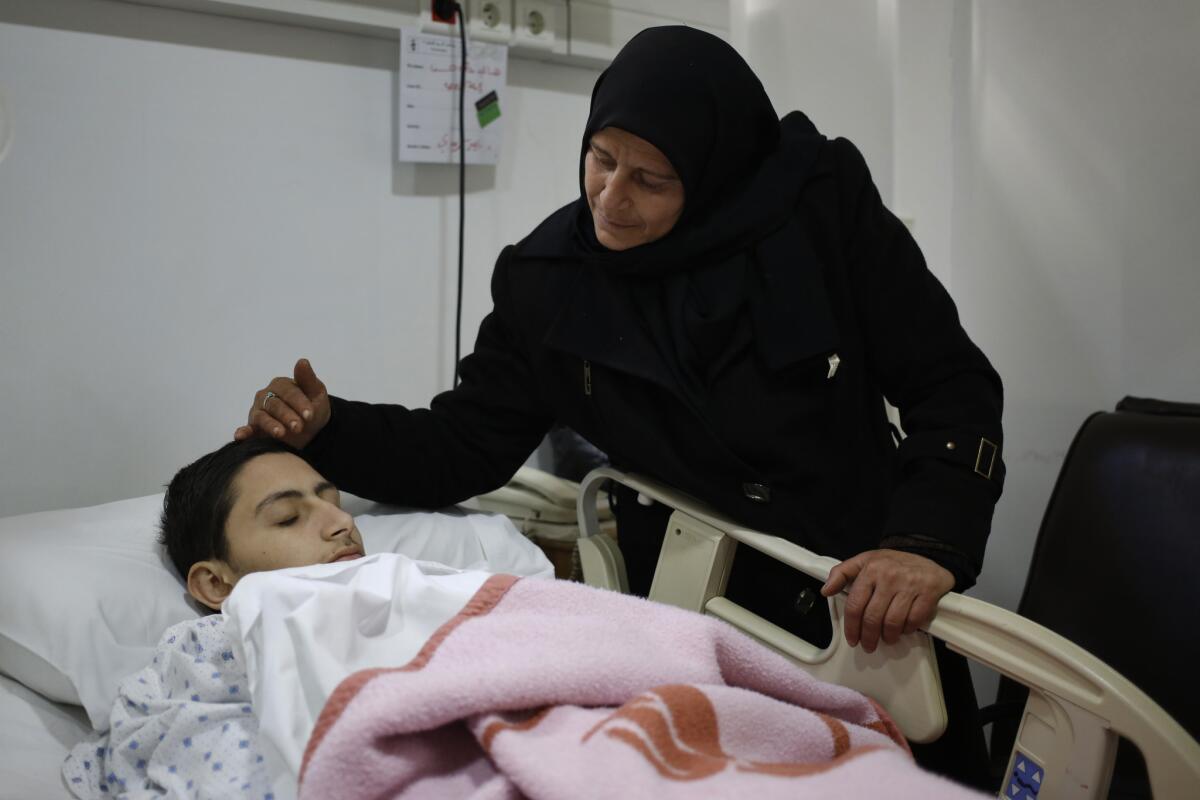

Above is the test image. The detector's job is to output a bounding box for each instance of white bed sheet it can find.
[226,553,493,800]
[0,673,91,800]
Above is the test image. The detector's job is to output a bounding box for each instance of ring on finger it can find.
[262,391,276,411]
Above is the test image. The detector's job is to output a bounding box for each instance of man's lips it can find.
[329,547,364,563]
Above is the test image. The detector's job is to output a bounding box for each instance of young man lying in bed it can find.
[65,439,989,799]
[63,438,345,798]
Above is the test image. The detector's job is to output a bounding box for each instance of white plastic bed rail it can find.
[576,467,1200,800]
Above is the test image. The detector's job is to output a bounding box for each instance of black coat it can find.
[306,137,1005,586]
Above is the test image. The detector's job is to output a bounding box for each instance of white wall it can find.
[734,0,1200,705]
[731,0,896,204]
[0,0,600,517]
[950,0,1200,701]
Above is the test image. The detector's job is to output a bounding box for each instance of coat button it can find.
[794,588,817,616]
[742,482,771,503]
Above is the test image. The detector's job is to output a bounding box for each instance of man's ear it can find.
[186,560,238,612]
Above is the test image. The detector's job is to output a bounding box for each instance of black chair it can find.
[985,397,1200,798]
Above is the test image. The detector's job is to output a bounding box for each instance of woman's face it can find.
[584,127,685,250]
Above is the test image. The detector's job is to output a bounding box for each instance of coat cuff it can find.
[882,455,1002,573]
[299,396,349,470]
[878,533,979,592]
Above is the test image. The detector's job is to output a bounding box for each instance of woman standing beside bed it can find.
[235,26,1005,789]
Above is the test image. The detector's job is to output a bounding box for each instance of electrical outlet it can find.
[419,0,459,34]
[513,1,555,50]
[430,0,458,24]
[468,0,512,43]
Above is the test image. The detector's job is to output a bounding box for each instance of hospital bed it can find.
[462,466,618,580]
[3,470,1197,799]
[0,492,555,799]
[576,467,1200,800]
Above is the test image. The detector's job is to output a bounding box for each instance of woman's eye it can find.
[276,516,299,528]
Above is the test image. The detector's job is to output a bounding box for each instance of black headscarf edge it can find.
[515,26,828,278]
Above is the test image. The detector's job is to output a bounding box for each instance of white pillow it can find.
[0,493,551,730]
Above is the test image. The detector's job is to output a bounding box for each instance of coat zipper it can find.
[583,360,593,396]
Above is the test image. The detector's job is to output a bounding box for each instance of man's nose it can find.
[320,504,354,540]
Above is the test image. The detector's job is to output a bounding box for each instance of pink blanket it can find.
[299,574,985,799]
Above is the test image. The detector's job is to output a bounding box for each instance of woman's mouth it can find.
[598,212,637,230]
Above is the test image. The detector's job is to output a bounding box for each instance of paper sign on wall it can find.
[398,28,508,165]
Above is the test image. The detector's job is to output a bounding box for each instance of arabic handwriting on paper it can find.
[398,30,508,165]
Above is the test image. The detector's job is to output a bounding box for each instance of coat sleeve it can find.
[832,138,1005,584]
[302,246,554,508]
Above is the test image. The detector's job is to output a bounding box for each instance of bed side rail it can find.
[576,467,1200,800]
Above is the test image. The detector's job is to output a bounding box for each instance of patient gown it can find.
[62,616,269,799]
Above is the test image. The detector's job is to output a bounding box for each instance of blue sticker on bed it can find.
[1005,751,1044,799]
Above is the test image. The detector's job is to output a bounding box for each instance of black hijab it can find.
[519,26,825,278]
[519,26,832,406]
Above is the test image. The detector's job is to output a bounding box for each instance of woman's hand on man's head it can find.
[233,358,331,450]
[819,549,955,653]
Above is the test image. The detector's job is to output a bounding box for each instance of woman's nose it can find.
[601,172,633,210]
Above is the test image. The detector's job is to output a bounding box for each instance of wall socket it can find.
[423,1,555,50]
[514,1,555,49]
[468,0,512,42]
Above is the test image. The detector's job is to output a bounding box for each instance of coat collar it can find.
[542,213,839,391]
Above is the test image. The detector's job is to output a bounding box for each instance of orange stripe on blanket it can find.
[299,573,521,785]
[604,727,728,781]
[606,704,720,774]
[480,707,554,753]
[653,685,725,759]
[582,685,898,783]
[581,695,655,743]
[866,697,912,755]
[582,686,730,781]
[738,745,890,777]
[817,713,851,757]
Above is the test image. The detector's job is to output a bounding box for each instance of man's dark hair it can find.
[159,438,305,581]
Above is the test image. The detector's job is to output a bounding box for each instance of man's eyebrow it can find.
[254,482,337,515]
[255,489,302,515]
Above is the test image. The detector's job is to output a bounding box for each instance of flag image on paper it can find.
[475,90,501,128]
[398,29,508,165]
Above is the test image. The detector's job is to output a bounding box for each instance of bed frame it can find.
[575,467,1200,800]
